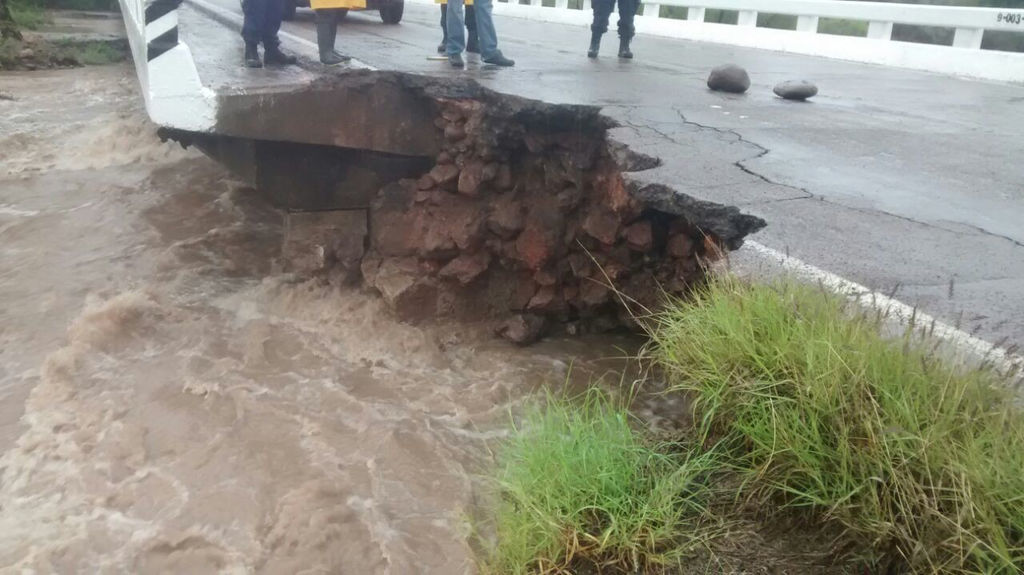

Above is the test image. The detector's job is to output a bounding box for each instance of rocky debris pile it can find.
[360,97,763,343]
[707,64,751,94]
[773,80,818,101]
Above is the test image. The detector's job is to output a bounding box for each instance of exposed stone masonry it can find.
[359,95,761,343]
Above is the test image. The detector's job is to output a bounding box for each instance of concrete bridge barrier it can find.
[476,0,1024,82]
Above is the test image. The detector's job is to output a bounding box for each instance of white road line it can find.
[745,240,1023,378]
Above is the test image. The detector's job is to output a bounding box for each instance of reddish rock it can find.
[497,314,546,345]
[283,210,368,279]
[482,162,499,182]
[487,197,524,240]
[416,173,436,190]
[667,233,694,258]
[523,133,546,154]
[444,123,467,141]
[420,201,485,258]
[439,252,491,285]
[441,107,464,122]
[567,252,592,278]
[457,161,486,196]
[437,151,453,165]
[510,274,538,311]
[562,283,579,302]
[581,208,620,246]
[533,269,558,286]
[430,164,460,187]
[515,224,559,270]
[450,99,482,115]
[527,285,556,311]
[622,221,653,252]
[556,185,582,211]
[372,258,439,321]
[580,280,610,307]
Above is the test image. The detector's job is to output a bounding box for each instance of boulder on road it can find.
[773,80,818,101]
[707,64,750,94]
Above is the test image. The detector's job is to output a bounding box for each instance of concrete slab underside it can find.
[181,0,1024,348]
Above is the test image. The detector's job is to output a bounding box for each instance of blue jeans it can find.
[446,0,499,59]
[241,0,284,47]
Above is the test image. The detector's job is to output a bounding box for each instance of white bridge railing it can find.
[473,0,1024,82]
[119,0,214,130]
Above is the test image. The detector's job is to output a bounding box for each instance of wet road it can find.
[190,0,1024,349]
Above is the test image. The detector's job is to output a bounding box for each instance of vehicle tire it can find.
[282,0,297,20]
[379,1,403,24]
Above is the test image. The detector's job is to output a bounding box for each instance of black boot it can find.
[317,10,350,65]
[438,4,448,53]
[466,6,479,53]
[618,36,633,59]
[587,32,601,58]
[264,44,297,66]
[244,42,262,68]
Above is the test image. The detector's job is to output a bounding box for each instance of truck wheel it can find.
[379,1,403,24]
[282,0,297,20]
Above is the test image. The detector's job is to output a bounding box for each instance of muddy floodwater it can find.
[0,64,641,573]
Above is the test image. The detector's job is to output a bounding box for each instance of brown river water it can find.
[0,64,648,573]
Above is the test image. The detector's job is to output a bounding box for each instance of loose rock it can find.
[497,314,547,345]
[707,64,751,94]
[438,252,491,285]
[773,80,818,101]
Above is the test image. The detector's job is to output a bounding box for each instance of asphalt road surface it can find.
[193,0,1024,350]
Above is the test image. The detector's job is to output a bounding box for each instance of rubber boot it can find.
[244,42,262,68]
[618,36,633,59]
[264,44,297,66]
[465,6,479,53]
[317,11,350,65]
[438,4,448,53]
[587,32,601,58]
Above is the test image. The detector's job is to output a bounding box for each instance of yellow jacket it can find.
[311,0,366,10]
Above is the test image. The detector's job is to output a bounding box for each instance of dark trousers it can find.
[591,0,637,39]
[440,3,477,45]
[241,0,284,47]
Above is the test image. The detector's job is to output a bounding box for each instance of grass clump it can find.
[649,278,1024,573]
[10,0,49,30]
[479,390,722,574]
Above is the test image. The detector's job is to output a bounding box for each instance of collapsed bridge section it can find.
[166,71,765,342]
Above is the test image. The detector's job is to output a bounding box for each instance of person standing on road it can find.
[446,0,514,68]
[241,0,298,67]
[311,0,352,65]
[587,0,636,59]
[437,0,478,55]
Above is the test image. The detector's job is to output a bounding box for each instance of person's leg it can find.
[438,4,449,53]
[316,9,349,64]
[262,0,297,64]
[445,0,466,66]
[616,0,636,58]
[588,0,612,57]
[241,0,265,66]
[472,0,512,65]
[465,4,479,53]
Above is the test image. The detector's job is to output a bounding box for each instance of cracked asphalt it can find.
[191,0,1024,348]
